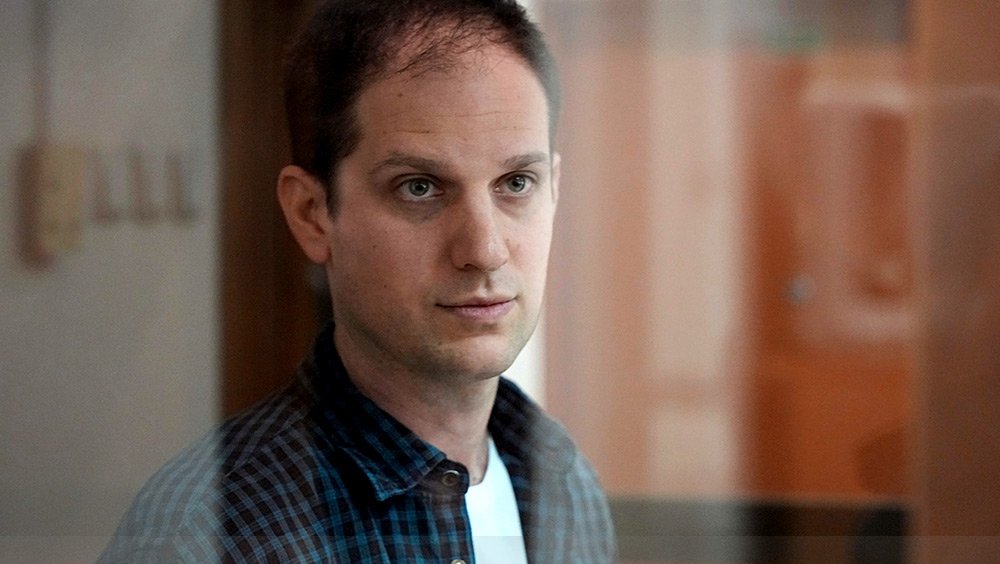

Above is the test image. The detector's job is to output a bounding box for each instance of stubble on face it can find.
[325,42,556,389]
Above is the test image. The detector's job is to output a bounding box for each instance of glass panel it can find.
[538,0,914,560]
[3,1,997,562]
[0,1,219,560]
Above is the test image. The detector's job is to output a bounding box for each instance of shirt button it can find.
[441,469,461,488]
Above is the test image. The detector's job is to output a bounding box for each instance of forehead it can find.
[352,45,551,163]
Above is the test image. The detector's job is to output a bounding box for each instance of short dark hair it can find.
[283,0,560,208]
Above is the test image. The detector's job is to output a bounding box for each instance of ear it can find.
[277,165,333,264]
[551,152,561,207]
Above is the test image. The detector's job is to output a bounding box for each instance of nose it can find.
[449,193,510,272]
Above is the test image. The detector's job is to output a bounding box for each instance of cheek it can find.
[339,223,436,294]
[524,207,556,255]
[514,219,554,282]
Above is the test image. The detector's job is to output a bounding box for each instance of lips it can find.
[438,297,515,322]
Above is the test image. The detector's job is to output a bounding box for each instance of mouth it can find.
[437,297,516,322]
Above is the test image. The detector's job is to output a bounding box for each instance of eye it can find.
[398,178,441,201]
[501,174,534,195]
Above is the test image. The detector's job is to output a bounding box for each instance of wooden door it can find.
[910,0,1000,561]
[542,0,914,499]
[219,0,321,416]
[740,48,914,496]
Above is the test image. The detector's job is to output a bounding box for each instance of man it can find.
[100,0,615,562]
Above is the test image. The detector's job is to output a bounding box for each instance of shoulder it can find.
[99,383,341,562]
[493,378,618,561]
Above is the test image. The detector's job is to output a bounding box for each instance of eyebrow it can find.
[501,151,551,170]
[370,154,444,177]
[370,151,551,178]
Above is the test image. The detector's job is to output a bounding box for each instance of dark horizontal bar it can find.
[610,496,908,563]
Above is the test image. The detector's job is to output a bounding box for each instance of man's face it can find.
[326,44,558,382]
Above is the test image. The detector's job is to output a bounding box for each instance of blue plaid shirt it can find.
[100,324,616,563]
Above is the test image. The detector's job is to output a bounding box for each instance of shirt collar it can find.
[296,322,576,501]
[490,377,577,475]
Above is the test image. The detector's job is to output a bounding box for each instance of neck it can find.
[334,329,498,484]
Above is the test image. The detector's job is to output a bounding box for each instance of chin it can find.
[430,337,522,381]
[454,353,519,381]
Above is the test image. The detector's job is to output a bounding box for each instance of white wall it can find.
[0,1,219,561]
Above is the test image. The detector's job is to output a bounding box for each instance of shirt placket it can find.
[416,461,474,564]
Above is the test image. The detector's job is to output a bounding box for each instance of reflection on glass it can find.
[539,0,917,561]
[2,0,998,562]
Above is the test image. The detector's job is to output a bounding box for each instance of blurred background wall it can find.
[544,0,913,499]
[0,1,218,561]
[538,1,999,562]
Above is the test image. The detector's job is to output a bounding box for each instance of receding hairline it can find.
[367,16,525,87]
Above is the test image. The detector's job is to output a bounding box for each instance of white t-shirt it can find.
[465,438,529,564]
